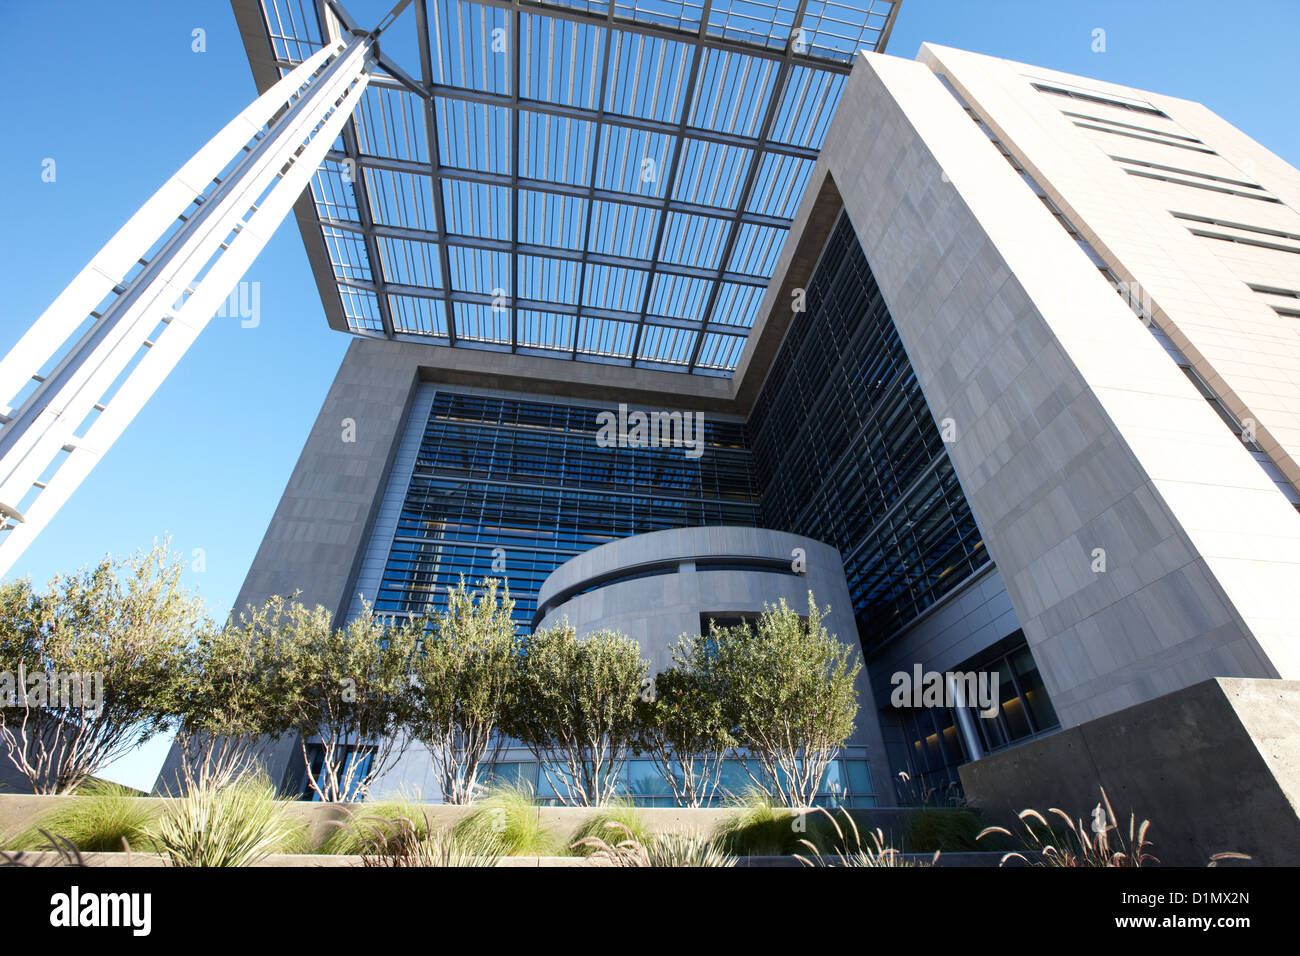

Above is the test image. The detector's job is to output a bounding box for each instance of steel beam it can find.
[688,0,811,371]
[0,35,377,575]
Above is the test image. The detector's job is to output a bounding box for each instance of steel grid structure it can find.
[253,0,899,374]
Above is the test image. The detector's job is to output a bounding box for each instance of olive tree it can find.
[506,625,647,806]
[710,593,861,807]
[405,577,517,804]
[166,617,295,792]
[0,544,207,794]
[635,635,734,807]
[239,595,422,802]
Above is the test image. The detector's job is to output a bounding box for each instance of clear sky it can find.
[2,0,1297,791]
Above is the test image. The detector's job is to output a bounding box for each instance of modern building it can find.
[157,1,1300,850]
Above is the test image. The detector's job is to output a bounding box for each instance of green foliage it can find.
[574,823,737,867]
[907,807,987,852]
[505,625,647,806]
[406,577,517,805]
[568,800,651,856]
[797,808,935,868]
[712,790,804,856]
[453,782,561,856]
[356,815,505,867]
[700,593,861,806]
[231,595,424,802]
[151,775,304,867]
[635,637,734,807]
[9,780,159,852]
[318,798,433,855]
[166,621,293,792]
[644,832,737,867]
[0,542,211,793]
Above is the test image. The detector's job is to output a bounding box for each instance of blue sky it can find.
[1,0,1297,791]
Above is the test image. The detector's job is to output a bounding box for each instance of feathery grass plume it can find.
[356,814,505,867]
[319,797,433,855]
[977,786,1163,867]
[151,774,302,867]
[453,781,561,856]
[9,779,158,852]
[573,824,737,867]
[568,800,651,857]
[571,822,650,866]
[795,807,938,868]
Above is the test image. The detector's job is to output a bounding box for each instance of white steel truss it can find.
[0,31,376,576]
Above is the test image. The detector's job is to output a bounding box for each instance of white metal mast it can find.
[0,7,405,577]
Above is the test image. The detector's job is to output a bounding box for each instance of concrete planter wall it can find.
[1,794,940,855]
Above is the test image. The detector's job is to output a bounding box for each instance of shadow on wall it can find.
[960,677,1300,865]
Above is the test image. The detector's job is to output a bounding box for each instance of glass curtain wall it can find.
[748,211,989,648]
[373,391,759,628]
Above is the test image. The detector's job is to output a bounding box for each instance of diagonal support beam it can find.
[0,34,378,576]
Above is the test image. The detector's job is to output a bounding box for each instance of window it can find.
[378,391,760,629]
[1175,213,1300,243]
[889,634,1060,797]
[747,212,989,648]
[1124,169,1279,202]
[1117,158,1260,190]
[1030,80,1168,117]
[479,756,876,807]
[1066,113,1203,144]
[1189,229,1300,255]
[1073,121,1217,155]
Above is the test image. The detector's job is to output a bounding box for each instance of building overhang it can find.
[229,0,899,381]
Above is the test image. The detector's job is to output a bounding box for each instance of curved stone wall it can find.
[536,526,887,756]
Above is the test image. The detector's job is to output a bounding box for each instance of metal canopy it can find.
[253,0,899,374]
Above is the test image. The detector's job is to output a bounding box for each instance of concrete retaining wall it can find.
[0,797,959,856]
[960,677,1300,865]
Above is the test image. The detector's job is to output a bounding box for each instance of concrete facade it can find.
[535,526,840,670]
[232,338,422,623]
[229,334,741,626]
[150,42,1300,827]
[535,525,890,763]
[771,47,1300,735]
[923,45,1300,493]
[960,677,1300,865]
